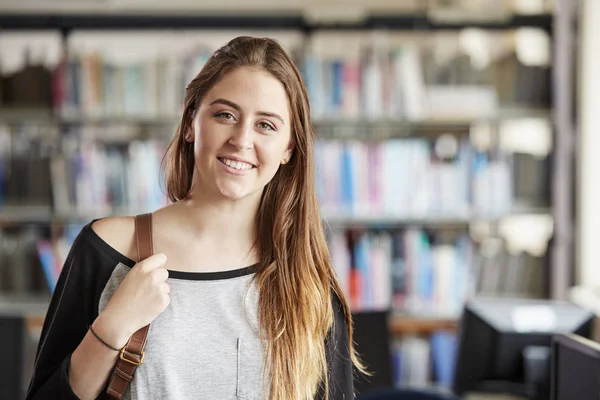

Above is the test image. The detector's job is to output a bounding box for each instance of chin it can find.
[219,191,248,201]
[216,184,259,202]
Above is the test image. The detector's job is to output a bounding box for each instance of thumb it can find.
[137,253,168,270]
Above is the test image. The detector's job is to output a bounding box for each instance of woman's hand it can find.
[92,253,170,348]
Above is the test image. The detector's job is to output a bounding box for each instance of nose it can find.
[228,123,254,150]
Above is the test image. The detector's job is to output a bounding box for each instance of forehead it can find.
[203,67,290,120]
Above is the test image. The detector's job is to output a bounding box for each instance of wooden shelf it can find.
[6,300,460,334]
[0,108,551,141]
[0,206,152,225]
[25,315,46,331]
[389,314,458,334]
[3,295,460,335]
[22,311,459,334]
[323,207,552,229]
[0,296,50,318]
[0,206,552,226]
[0,296,49,333]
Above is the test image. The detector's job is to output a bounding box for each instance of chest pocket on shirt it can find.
[236,337,266,400]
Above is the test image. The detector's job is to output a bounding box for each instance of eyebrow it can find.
[208,98,285,125]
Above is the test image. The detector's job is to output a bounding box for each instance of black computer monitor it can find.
[352,310,394,396]
[551,333,600,400]
[453,297,595,400]
[0,315,25,400]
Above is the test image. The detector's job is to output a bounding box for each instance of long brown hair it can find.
[163,36,364,399]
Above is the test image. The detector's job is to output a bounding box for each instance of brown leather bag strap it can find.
[106,213,153,399]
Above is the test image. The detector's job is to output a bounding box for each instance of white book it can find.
[399,46,428,121]
[433,244,456,314]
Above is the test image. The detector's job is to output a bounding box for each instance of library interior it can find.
[2,0,600,399]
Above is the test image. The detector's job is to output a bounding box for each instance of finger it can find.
[152,267,169,283]
[139,253,168,270]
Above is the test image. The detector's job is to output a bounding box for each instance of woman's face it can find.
[189,66,294,203]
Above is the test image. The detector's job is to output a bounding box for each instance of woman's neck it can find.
[151,193,260,272]
[168,184,260,253]
[179,196,258,242]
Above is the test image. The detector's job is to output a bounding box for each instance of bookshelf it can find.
[389,314,458,335]
[0,107,552,138]
[16,306,459,335]
[0,208,551,226]
[0,12,553,32]
[0,3,573,391]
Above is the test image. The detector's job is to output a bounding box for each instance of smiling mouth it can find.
[217,157,256,171]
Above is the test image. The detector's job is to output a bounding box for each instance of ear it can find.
[184,110,198,143]
[184,127,194,143]
[281,140,295,164]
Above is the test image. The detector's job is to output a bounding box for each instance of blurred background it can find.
[1,0,600,399]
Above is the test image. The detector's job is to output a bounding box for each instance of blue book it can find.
[392,344,403,387]
[418,232,434,308]
[430,330,457,387]
[341,145,354,214]
[331,60,343,113]
[36,241,58,293]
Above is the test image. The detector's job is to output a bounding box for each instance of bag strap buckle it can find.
[119,346,145,366]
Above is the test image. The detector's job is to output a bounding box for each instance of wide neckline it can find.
[84,219,257,281]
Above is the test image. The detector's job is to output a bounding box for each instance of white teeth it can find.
[222,158,253,170]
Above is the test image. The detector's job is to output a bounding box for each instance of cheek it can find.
[256,141,286,167]
[195,122,221,153]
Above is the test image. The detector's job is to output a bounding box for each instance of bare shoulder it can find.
[91,216,138,262]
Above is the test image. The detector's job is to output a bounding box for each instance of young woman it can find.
[25,36,364,400]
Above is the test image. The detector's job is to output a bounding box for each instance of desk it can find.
[0,297,48,400]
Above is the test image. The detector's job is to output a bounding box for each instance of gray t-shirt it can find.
[99,263,266,400]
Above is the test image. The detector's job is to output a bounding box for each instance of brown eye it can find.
[258,121,275,131]
[215,112,235,121]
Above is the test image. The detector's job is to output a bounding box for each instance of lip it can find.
[217,155,257,168]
